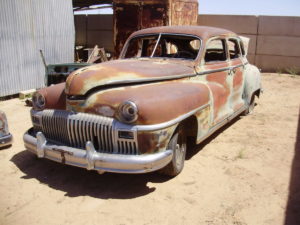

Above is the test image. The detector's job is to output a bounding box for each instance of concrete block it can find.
[74,15,87,46]
[87,30,114,52]
[255,55,300,72]
[239,34,257,55]
[258,16,300,36]
[256,35,300,57]
[198,15,258,34]
[87,15,113,30]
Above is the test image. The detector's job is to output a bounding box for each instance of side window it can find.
[228,39,241,59]
[205,39,227,63]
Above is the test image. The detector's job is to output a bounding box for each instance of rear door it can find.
[203,38,232,125]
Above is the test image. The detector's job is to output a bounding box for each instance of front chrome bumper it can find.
[23,129,173,174]
[0,133,13,148]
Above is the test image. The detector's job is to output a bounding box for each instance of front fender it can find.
[77,81,210,126]
[37,82,66,110]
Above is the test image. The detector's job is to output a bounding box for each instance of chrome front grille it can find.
[42,110,69,145]
[67,113,114,152]
[32,110,138,155]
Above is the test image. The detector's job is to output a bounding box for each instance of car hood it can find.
[65,59,195,95]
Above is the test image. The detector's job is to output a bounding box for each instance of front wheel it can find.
[159,127,187,177]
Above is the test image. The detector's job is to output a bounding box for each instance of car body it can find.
[23,26,261,176]
[0,111,13,148]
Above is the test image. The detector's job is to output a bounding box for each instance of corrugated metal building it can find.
[0,0,75,97]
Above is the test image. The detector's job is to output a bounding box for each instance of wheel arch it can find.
[168,114,198,149]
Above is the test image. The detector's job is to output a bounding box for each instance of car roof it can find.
[129,26,237,41]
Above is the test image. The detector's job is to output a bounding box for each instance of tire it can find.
[159,127,187,177]
[243,95,256,115]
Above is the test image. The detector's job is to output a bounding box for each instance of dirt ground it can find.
[0,73,299,225]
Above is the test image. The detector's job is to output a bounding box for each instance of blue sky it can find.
[75,0,300,16]
[199,0,300,16]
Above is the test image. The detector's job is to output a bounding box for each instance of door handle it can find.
[228,68,236,76]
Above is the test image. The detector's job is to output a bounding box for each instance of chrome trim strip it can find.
[197,64,244,75]
[103,73,197,86]
[134,103,210,131]
[199,67,230,75]
[232,64,244,69]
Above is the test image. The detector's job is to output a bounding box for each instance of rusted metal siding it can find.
[113,0,168,57]
[0,0,75,97]
[170,0,198,26]
[113,0,198,57]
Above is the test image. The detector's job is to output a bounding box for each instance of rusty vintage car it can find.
[0,111,12,148]
[24,26,261,176]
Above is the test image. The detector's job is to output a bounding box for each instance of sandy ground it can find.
[0,73,299,225]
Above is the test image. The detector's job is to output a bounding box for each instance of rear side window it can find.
[205,39,227,63]
[228,39,241,59]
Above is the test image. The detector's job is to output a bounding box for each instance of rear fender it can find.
[243,64,261,104]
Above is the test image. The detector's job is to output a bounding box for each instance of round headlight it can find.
[118,101,138,124]
[32,92,46,110]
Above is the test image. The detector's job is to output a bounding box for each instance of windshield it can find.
[122,34,201,60]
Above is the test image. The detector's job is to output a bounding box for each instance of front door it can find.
[227,38,245,112]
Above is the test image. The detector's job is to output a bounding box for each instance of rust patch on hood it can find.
[65,59,195,96]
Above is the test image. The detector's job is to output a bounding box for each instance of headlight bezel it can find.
[32,92,46,110]
[117,101,138,124]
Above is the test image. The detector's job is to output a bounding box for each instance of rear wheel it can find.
[159,127,187,177]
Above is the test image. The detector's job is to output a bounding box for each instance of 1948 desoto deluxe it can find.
[24,26,261,176]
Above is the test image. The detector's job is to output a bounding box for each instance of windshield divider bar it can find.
[150,33,161,58]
